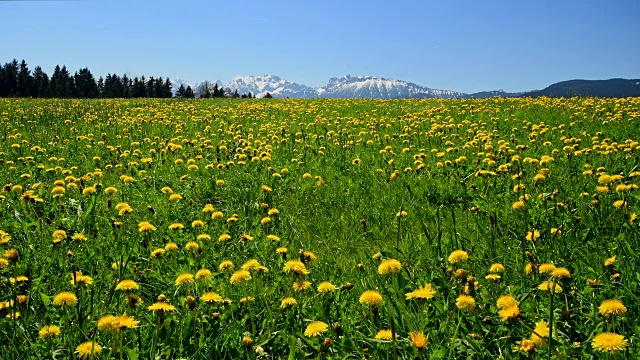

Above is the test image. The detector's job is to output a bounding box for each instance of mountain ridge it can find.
[173,75,640,99]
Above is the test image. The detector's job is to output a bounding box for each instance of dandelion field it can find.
[1,97,640,359]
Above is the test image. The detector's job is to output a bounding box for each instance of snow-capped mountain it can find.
[320,75,463,98]
[174,75,516,99]
[223,75,318,98]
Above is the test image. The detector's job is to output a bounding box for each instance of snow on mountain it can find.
[321,75,463,99]
[222,74,464,99]
[224,75,317,98]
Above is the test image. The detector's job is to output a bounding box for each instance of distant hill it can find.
[526,79,640,98]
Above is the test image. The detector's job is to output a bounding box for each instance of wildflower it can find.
[293,280,312,292]
[405,283,436,300]
[169,194,182,202]
[592,332,628,353]
[230,270,252,285]
[202,204,215,213]
[531,320,549,347]
[396,210,407,217]
[304,321,329,337]
[165,242,178,251]
[302,250,317,262]
[242,336,253,347]
[201,292,223,303]
[4,249,19,261]
[266,234,280,242]
[605,256,616,267]
[514,338,536,353]
[195,269,212,280]
[115,280,139,291]
[169,223,184,231]
[138,221,156,232]
[70,272,93,286]
[242,259,261,271]
[0,258,8,268]
[148,302,176,312]
[409,331,428,349]
[71,233,88,241]
[185,241,200,251]
[218,233,231,242]
[498,303,520,321]
[359,290,384,307]
[317,281,337,293]
[378,258,402,275]
[191,220,204,228]
[53,292,78,307]
[161,186,173,194]
[511,200,526,212]
[268,208,280,216]
[82,186,96,196]
[260,217,271,225]
[613,200,626,209]
[276,247,288,255]
[599,299,627,317]
[219,260,234,271]
[448,250,469,264]
[75,341,102,359]
[538,281,563,293]
[175,273,194,286]
[38,325,61,339]
[525,230,540,241]
[52,230,67,243]
[280,297,298,309]
[283,260,310,276]
[497,295,518,309]
[489,263,505,273]
[151,248,165,258]
[104,187,117,195]
[211,211,224,219]
[456,294,476,311]
[197,234,211,241]
[538,263,556,274]
[375,329,395,340]
[551,267,571,279]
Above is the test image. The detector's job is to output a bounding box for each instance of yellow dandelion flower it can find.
[266,234,280,242]
[280,297,298,309]
[267,208,279,216]
[456,294,476,311]
[165,242,178,251]
[592,332,628,353]
[512,200,525,210]
[604,256,616,267]
[538,263,556,274]
[38,325,61,339]
[293,280,312,292]
[175,273,194,286]
[489,263,505,273]
[230,270,252,285]
[52,230,67,243]
[191,220,204,228]
[499,304,520,321]
[115,280,139,291]
[551,267,571,279]
[169,194,182,202]
[304,321,328,337]
[448,250,469,264]
[359,290,384,307]
[211,211,224,219]
[185,241,201,251]
[138,221,156,232]
[201,292,223,303]
[148,302,175,312]
[531,320,549,347]
[241,259,261,271]
[219,260,234,272]
[283,260,310,276]
[195,269,212,280]
[515,338,536,353]
[538,281,563,293]
[75,341,102,359]
[218,233,231,242]
[375,329,395,340]
[405,283,436,300]
[317,281,337,293]
[378,258,402,275]
[202,204,215,213]
[52,292,78,307]
[409,331,429,349]
[525,230,540,241]
[599,299,627,317]
[497,295,518,309]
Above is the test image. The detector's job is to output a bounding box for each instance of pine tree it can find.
[184,85,195,98]
[176,84,185,98]
[32,66,49,98]
[17,60,32,97]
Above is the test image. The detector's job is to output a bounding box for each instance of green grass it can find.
[0,97,639,359]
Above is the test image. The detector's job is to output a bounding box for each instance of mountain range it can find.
[172,76,640,99]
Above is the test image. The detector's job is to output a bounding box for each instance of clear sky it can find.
[2,0,639,93]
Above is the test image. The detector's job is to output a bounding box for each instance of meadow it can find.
[1,97,639,359]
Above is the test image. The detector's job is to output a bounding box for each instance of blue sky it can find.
[2,0,639,93]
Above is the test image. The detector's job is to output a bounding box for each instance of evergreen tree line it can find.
[0,59,258,99]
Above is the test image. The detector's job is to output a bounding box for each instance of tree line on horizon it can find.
[0,59,257,99]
